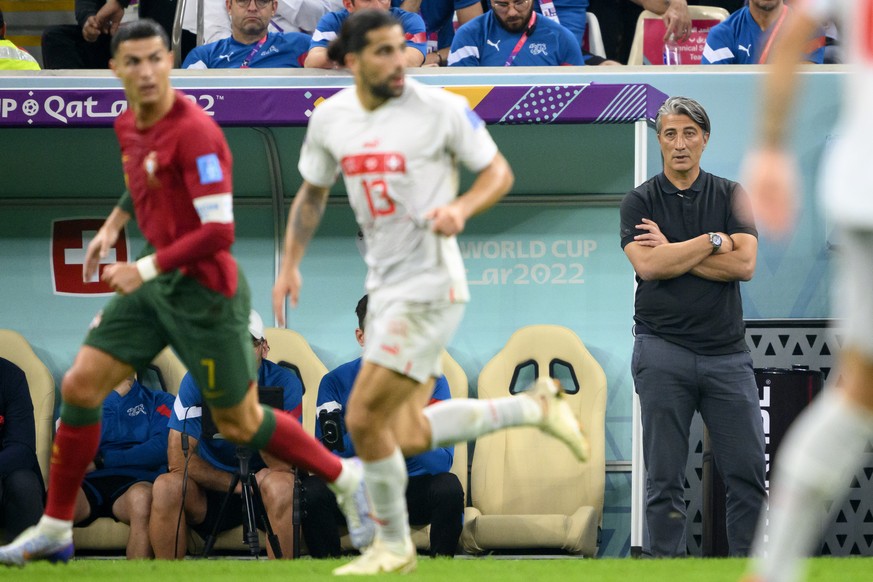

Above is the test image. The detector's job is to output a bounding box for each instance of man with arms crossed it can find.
[0,19,370,567]
[621,96,765,557]
[742,1,873,581]
[273,9,588,575]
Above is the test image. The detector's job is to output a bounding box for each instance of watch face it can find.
[712,234,722,246]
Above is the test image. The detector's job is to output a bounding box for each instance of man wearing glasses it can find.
[183,0,311,69]
[447,0,584,66]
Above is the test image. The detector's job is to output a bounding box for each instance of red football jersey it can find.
[115,91,238,297]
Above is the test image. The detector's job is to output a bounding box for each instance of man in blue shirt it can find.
[149,310,303,559]
[183,0,311,69]
[300,295,464,558]
[448,0,584,66]
[390,0,482,66]
[304,0,427,68]
[72,376,174,559]
[701,0,824,65]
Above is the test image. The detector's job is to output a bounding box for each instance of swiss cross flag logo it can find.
[51,219,129,296]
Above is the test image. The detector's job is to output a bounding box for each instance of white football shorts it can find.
[362,293,464,384]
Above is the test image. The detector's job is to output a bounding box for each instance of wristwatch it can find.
[708,232,722,254]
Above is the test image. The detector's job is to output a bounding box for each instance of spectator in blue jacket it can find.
[390,0,482,66]
[305,0,427,68]
[182,0,311,69]
[72,375,174,559]
[300,295,464,558]
[149,310,303,559]
[701,0,824,65]
[0,358,44,544]
[448,0,584,66]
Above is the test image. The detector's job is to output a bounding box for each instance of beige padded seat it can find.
[460,325,606,556]
[263,327,328,436]
[0,330,56,485]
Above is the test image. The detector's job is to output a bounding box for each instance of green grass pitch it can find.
[2,557,872,582]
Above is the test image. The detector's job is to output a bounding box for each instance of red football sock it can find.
[265,410,342,482]
[44,421,101,521]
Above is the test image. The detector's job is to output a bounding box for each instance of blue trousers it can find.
[632,333,766,557]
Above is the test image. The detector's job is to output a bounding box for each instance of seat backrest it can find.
[627,6,729,65]
[583,11,606,59]
[148,347,188,396]
[471,325,606,518]
[0,330,56,484]
[440,350,469,501]
[263,327,328,435]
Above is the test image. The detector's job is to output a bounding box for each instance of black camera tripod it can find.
[201,446,283,559]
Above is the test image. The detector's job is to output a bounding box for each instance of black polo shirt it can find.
[619,170,757,355]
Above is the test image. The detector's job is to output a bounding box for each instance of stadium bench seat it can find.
[460,325,606,556]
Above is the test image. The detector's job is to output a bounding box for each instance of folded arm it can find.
[689,232,757,282]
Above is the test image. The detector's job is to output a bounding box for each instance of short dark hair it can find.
[355,294,368,331]
[0,8,6,39]
[656,96,711,135]
[110,19,170,57]
[326,9,401,66]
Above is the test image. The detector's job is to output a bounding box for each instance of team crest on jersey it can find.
[144,151,160,188]
[529,43,548,56]
[127,403,146,417]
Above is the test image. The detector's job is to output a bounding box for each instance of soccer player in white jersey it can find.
[742,1,873,581]
[272,9,589,575]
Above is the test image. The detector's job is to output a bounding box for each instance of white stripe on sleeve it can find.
[447,45,479,66]
[193,193,234,224]
[174,398,203,421]
[702,44,735,64]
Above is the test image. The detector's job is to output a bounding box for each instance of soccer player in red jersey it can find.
[0,19,372,567]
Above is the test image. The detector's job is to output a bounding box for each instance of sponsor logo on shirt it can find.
[341,152,407,176]
[51,218,128,295]
[737,44,751,57]
[486,39,501,51]
[217,53,233,62]
[196,153,224,185]
[529,43,548,56]
[263,45,279,56]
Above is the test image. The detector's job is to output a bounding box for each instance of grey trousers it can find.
[632,333,766,557]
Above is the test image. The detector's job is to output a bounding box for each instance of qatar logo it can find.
[51,219,129,296]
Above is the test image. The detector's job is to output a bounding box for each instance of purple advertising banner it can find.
[0,84,666,128]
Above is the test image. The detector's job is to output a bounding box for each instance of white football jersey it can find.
[299,78,499,303]
[799,0,873,225]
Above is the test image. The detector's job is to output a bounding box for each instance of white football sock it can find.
[752,389,873,582]
[423,395,542,449]
[363,447,410,546]
[38,515,73,539]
